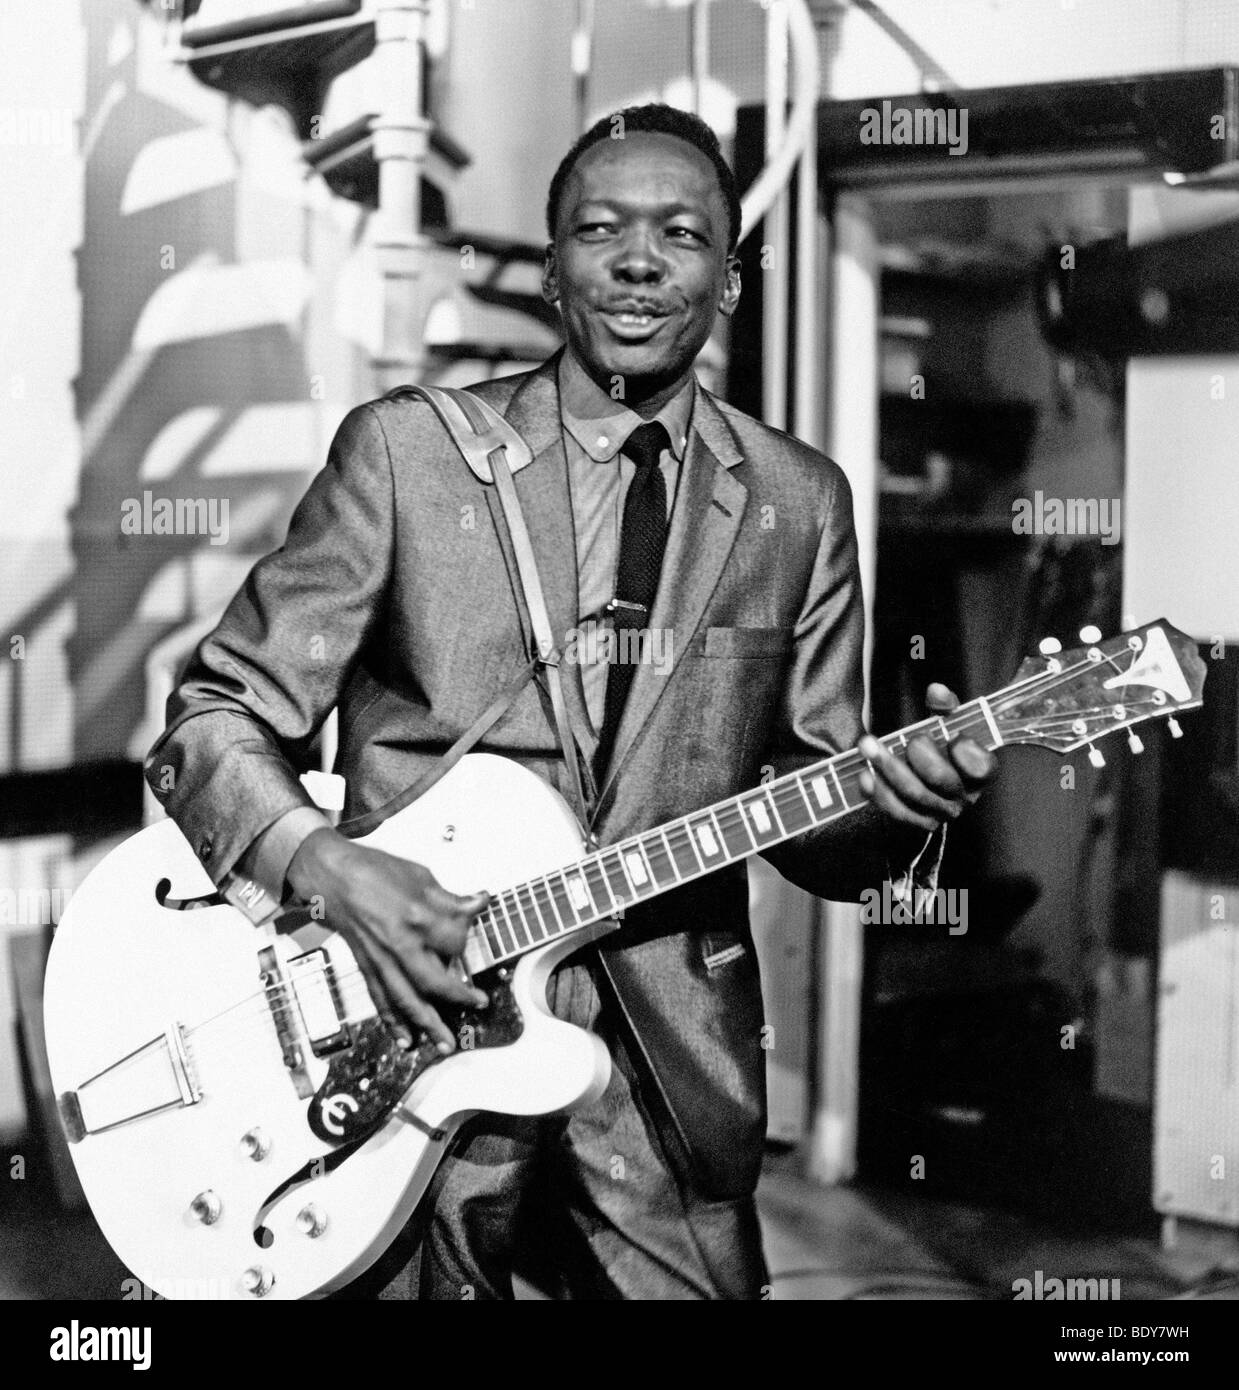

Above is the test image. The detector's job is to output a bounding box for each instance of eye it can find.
[667,226,706,244]
[576,221,615,238]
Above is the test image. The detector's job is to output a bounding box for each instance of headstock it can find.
[991,620,1206,760]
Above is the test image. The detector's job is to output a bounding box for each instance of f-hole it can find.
[155,877,225,911]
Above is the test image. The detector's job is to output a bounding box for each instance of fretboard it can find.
[462,694,1006,976]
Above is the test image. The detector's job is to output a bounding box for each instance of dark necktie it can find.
[594,420,670,779]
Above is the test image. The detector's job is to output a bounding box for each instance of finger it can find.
[350,947,395,1022]
[421,881,490,916]
[405,949,489,1011]
[418,887,490,947]
[348,946,438,1049]
[948,737,997,789]
[856,764,944,832]
[859,734,961,821]
[398,993,455,1053]
[366,948,458,1050]
[926,682,960,713]
[417,912,485,963]
[905,735,969,801]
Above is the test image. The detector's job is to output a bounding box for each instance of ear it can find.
[541,244,560,305]
[718,255,741,318]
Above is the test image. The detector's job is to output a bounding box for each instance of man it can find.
[146,104,994,1299]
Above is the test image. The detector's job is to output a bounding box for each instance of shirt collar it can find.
[557,348,695,464]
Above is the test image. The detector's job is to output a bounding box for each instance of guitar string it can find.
[94,643,1169,1078]
[193,648,1157,1028]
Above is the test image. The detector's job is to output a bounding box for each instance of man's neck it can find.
[565,349,692,419]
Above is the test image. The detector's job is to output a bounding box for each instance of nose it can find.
[611,227,667,284]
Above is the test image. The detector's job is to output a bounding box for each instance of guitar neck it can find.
[464,692,1006,975]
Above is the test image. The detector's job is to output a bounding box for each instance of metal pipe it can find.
[572,0,595,134]
[690,0,709,118]
[792,99,820,447]
[740,0,819,245]
[371,0,431,389]
[762,0,790,431]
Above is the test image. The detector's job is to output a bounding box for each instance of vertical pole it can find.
[807,193,879,1186]
[762,0,789,431]
[689,0,709,118]
[804,0,879,1186]
[572,0,595,134]
[791,17,821,449]
[371,0,431,391]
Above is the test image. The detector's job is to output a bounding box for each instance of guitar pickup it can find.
[287,948,349,1056]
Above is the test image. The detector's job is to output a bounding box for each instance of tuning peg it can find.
[1167,716,1183,739]
[1127,731,1144,755]
[1038,636,1062,655]
[1087,744,1106,768]
[1079,625,1102,643]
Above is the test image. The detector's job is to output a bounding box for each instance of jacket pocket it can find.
[703,626,793,659]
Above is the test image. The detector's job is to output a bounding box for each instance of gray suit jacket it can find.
[146,349,903,1198]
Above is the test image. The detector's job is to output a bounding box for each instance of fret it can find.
[477,908,503,960]
[582,856,620,916]
[505,886,536,947]
[770,776,814,834]
[546,873,579,932]
[976,695,1003,747]
[619,841,656,893]
[712,804,752,858]
[653,828,684,884]
[761,785,788,836]
[641,832,677,889]
[738,791,781,847]
[804,767,836,816]
[527,878,561,938]
[688,812,724,864]
[492,895,520,954]
[560,867,593,919]
[664,820,703,877]
[600,847,634,906]
[716,802,753,857]
[829,761,848,809]
[513,882,549,942]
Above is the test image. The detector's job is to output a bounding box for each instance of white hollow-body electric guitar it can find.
[43,621,1205,1299]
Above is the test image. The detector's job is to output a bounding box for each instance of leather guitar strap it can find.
[366,383,594,834]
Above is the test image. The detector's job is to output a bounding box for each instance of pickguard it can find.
[306,967,523,1146]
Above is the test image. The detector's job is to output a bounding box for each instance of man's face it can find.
[543,131,741,401]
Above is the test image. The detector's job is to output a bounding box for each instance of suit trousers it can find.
[335,955,769,1300]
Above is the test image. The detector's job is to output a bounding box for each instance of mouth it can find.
[598,308,670,342]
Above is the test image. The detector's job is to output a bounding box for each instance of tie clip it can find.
[606,599,648,615]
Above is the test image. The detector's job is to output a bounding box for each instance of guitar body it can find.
[43,754,613,1300]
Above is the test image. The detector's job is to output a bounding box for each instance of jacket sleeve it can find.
[758,459,942,901]
[143,402,395,890]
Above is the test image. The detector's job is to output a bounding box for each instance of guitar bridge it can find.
[59,1022,201,1143]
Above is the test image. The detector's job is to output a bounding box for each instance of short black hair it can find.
[545,103,741,253]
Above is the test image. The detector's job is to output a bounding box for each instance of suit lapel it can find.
[593,387,748,811]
